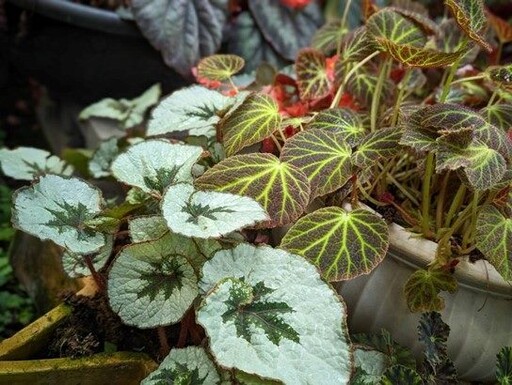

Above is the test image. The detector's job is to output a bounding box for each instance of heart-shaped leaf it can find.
[228,12,287,73]
[197,54,245,82]
[487,10,512,44]
[161,183,268,238]
[351,347,389,385]
[476,205,512,280]
[444,0,492,52]
[307,107,366,146]
[222,93,281,156]
[62,235,113,278]
[198,243,352,385]
[147,85,234,138]
[375,38,467,68]
[0,147,73,181]
[88,138,119,178]
[111,140,203,194]
[379,365,423,385]
[481,104,512,132]
[79,84,161,129]
[131,0,227,76]
[497,346,512,385]
[367,8,426,48]
[335,27,375,78]
[311,20,347,55]
[141,347,220,385]
[280,206,389,281]
[196,153,310,227]
[12,175,106,254]
[280,129,352,199]
[295,48,330,100]
[129,215,169,243]
[404,267,457,312]
[108,233,219,328]
[247,0,323,60]
[352,127,403,169]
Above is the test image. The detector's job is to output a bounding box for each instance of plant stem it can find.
[84,255,105,291]
[496,41,503,64]
[450,74,486,85]
[439,40,467,103]
[435,172,450,234]
[157,327,170,357]
[462,191,480,249]
[420,152,435,238]
[391,68,411,127]
[340,0,353,30]
[371,57,391,132]
[487,88,499,106]
[330,51,380,108]
[444,184,466,228]
[269,133,282,151]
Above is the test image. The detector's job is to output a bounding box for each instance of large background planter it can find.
[336,222,512,382]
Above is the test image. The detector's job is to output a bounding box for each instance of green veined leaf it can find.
[444,0,492,52]
[296,48,330,100]
[280,206,389,281]
[88,137,119,178]
[131,0,227,76]
[198,243,352,385]
[352,127,402,169]
[0,147,73,181]
[12,175,106,254]
[487,10,512,44]
[79,84,161,129]
[196,153,310,227]
[147,85,234,138]
[367,8,426,48]
[435,18,480,65]
[476,205,512,280]
[141,347,220,385]
[280,129,352,199]
[221,93,281,156]
[337,26,376,74]
[481,104,512,132]
[247,0,324,61]
[486,65,512,90]
[311,19,347,55]
[108,233,212,328]
[351,347,389,385]
[129,215,169,243]
[346,69,395,108]
[375,37,467,67]
[390,6,440,36]
[404,267,458,312]
[307,108,367,147]
[197,54,245,82]
[496,346,512,385]
[161,183,268,238]
[379,365,423,385]
[62,235,113,278]
[111,140,203,194]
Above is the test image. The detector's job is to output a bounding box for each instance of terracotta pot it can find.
[335,221,512,382]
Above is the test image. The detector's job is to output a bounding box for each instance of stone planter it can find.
[336,221,512,382]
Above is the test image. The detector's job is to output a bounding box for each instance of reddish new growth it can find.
[280,0,312,8]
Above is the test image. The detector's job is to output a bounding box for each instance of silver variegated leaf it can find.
[62,235,113,278]
[88,137,119,178]
[129,215,169,243]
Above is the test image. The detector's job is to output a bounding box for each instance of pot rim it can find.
[8,0,141,37]
[387,221,512,298]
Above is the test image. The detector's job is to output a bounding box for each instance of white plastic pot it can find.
[335,221,512,382]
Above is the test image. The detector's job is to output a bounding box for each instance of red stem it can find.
[84,255,106,291]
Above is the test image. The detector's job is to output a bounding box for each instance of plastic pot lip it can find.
[9,0,141,37]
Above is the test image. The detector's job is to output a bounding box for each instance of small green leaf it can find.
[197,54,245,82]
[198,243,352,385]
[196,153,310,227]
[496,346,512,385]
[12,175,106,254]
[280,207,389,281]
[296,48,330,100]
[307,107,367,146]
[108,233,203,328]
[141,347,220,385]
[436,18,480,65]
[0,147,73,181]
[147,86,234,138]
[481,104,512,132]
[444,0,492,52]
[352,127,402,169]
[280,129,352,199]
[375,37,467,68]
[367,8,426,48]
[161,183,268,238]
[111,140,203,194]
[476,205,512,280]
[62,236,113,278]
[404,267,458,312]
[129,215,169,243]
[311,20,347,55]
[83,216,120,234]
[222,94,281,156]
[379,365,423,385]
[88,138,119,178]
[487,65,512,90]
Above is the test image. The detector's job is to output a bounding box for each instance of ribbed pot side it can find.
[335,222,512,382]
